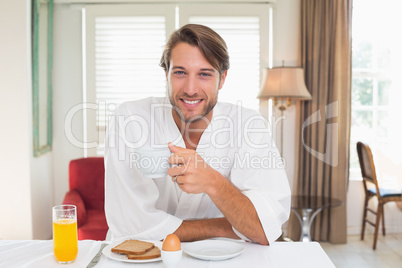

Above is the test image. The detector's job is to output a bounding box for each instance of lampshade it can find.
[258,67,312,100]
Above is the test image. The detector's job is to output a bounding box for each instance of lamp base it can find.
[273,98,292,107]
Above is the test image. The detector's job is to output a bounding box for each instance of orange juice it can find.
[53,219,78,263]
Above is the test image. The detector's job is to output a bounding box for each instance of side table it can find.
[291,195,343,242]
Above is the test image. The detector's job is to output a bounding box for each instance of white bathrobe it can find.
[105,97,290,243]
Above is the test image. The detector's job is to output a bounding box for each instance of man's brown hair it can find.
[160,24,230,75]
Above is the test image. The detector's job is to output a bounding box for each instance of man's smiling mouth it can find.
[182,99,202,105]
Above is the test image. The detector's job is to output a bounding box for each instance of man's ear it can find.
[218,70,228,90]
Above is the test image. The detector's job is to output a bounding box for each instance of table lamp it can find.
[258,67,312,156]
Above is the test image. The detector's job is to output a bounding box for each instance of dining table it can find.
[0,239,335,267]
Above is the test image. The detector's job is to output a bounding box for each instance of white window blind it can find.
[94,17,168,155]
[85,4,175,156]
[95,16,167,126]
[85,3,271,156]
[188,16,261,110]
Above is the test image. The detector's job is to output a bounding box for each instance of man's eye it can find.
[174,71,185,75]
[200,73,212,77]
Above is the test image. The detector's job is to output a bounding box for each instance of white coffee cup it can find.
[131,146,172,178]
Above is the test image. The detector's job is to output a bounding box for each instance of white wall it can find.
[0,0,53,240]
[52,4,84,206]
[270,0,300,192]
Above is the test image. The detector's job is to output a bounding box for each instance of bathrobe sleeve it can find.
[104,103,182,241]
[229,113,291,244]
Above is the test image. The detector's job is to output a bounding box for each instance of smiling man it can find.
[167,42,224,124]
[166,41,226,150]
[105,24,291,245]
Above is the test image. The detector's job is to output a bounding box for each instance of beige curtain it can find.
[288,0,352,243]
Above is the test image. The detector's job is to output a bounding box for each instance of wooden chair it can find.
[356,142,402,249]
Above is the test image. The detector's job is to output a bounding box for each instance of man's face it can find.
[166,42,227,124]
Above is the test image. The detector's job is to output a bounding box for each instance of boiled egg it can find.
[162,234,181,251]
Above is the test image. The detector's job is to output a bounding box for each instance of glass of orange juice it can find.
[52,205,78,264]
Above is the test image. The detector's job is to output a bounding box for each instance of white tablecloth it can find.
[0,239,334,268]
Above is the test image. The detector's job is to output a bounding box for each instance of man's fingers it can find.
[173,175,185,185]
[168,142,186,153]
[168,153,184,165]
[168,151,195,166]
[167,164,186,177]
[168,143,190,165]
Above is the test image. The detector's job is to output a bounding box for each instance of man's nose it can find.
[183,76,198,96]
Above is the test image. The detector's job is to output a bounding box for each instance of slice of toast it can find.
[127,246,161,260]
[111,240,155,255]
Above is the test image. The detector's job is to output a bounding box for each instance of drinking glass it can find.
[52,205,78,264]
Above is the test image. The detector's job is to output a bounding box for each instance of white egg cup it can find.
[161,249,182,268]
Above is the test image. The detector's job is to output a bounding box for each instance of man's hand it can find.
[167,142,269,245]
[167,142,221,194]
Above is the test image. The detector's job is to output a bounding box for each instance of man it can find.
[105,24,290,245]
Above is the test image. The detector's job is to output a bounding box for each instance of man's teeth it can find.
[183,99,201,104]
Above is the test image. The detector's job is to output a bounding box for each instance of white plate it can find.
[183,240,244,261]
[102,240,162,263]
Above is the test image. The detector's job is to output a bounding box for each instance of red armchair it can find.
[62,157,108,240]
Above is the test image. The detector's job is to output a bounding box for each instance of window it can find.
[350,0,402,180]
[84,3,272,156]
